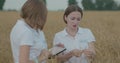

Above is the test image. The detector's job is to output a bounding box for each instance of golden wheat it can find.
[0,11,120,63]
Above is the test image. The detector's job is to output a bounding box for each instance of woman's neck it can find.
[66,27,78,37]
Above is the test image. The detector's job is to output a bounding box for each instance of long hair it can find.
[21,0,47,30]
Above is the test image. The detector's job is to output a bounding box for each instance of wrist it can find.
[38,56,44,63]
[65,52,73,59]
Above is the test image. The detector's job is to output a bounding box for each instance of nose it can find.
[73,19,79,24]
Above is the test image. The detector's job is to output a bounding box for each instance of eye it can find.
[70,17,75,20]
[77,18,81,21]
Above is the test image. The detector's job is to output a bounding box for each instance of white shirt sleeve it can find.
[40,31,47,49]
[20,30,34,46]
[53,34,60,46]
[86,29,96,43]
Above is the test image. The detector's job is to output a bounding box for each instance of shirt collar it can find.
[62,27,83,37]
[78,27,84,34]
[62,28,68,36]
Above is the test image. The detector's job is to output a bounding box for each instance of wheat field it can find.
[0,11,120,63]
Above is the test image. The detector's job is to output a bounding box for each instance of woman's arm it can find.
[89,42,96,55]
[19,45,33,63]
[38,49,51,62]
[84,42,96,59]
[19,46,50,63]
[54,43,73,62]
[56,51,73,62]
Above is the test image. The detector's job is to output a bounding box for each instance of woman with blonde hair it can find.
[10,0,50,63]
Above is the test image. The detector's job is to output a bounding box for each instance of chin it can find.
[72,27,77,30]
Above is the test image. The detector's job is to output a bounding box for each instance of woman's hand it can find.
[83,49,94,59]
[84,42,96,59]
[56,43,64,48]
[38,49,51,62]
[71,49,83,57]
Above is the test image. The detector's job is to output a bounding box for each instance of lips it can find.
[73,25,77,27]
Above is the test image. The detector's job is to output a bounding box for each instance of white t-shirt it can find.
[10,19,47,63]
[53,27,95,63]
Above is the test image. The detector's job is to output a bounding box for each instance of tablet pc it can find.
[49,46,66,56]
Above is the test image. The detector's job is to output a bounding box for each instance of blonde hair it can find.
[21,0,47,30]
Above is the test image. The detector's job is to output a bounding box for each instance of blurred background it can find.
[0,0,120,63]
[1,0,120,11]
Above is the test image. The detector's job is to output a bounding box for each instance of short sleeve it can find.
[85,29,96,43]
[53,34,60,46]
[40,31,47,49]
[20,30,34,46]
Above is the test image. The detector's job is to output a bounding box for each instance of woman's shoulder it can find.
[10,19,33,40]
[54,29,66,37]
[15,19,26,28]
[12,19,33,34]
[55,30,63,36]
[79,27,92,33]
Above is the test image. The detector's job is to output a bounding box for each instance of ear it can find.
[64,15,67,21]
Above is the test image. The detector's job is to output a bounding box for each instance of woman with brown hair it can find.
[10,0,50,63]
[53,5,96,63]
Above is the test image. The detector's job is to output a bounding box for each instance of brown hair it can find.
[20,0,47,30]
[63,5,83,24]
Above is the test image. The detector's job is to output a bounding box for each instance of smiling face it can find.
[65,11,82,30]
